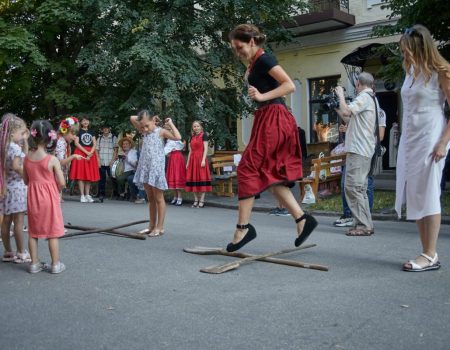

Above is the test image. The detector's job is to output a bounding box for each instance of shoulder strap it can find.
[366,92,380,146]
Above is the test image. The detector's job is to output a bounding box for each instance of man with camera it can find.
[334,72,377,236]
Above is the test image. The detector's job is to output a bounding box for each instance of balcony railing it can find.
[309,0,350,13]
[284,0,354,36]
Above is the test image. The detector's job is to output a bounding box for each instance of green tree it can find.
[0,0,308,147]
[373,0,450,83]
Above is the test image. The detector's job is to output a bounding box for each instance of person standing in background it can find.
[396,25,450,272]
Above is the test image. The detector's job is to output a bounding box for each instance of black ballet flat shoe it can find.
[294,213,318,247]
[226,223,257,252]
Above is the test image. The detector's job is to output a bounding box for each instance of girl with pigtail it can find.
[24,120,66,273]
[0,113,31,264]
[130,110,182,236]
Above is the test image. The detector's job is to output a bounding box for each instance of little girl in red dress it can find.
[24,120,66,274]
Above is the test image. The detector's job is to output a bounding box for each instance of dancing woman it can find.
[226,24,317,252]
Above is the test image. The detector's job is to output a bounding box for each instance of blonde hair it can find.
[400,24,450,83]
[0,113,26,195]
[191,120,203,136]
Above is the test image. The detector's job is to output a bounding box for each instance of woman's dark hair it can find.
[137,109,162,126]
[137,109,154,122]
[228,24,266,46]
[29,120,57,152]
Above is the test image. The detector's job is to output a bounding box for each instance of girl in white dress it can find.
[396,25,450,272]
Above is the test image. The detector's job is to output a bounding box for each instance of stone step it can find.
[374,170,396,180]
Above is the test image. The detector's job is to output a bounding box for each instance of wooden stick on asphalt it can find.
[61,220,149,239]
[199,244,327,274]
[184,245,328,271]
[64,223,147,240]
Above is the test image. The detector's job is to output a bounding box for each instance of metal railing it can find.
[309,0,350,13]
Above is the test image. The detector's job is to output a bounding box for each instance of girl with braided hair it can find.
[0,113,31,264]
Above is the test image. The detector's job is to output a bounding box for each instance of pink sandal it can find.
[2,251,16,262]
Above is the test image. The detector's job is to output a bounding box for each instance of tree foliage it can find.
[373,0,450,83]
[0,0,307,147]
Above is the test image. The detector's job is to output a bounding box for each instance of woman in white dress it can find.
[396,25,450,272]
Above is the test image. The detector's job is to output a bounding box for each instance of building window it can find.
[309,75,341,144]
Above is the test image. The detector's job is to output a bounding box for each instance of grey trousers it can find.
[344,152,373,230]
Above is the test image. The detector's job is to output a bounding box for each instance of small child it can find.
[164,133,186,206]
[55,116,84,185]
[0,113,31,264]
[24,120,66,273]
[131,110,181,236]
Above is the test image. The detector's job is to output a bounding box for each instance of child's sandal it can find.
[2,251,16,262]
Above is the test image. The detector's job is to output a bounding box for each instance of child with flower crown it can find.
[24,120,66,273]
[0,113,31,264]
[55,117,84,182]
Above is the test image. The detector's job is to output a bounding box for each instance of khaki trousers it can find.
[344,152,373,230]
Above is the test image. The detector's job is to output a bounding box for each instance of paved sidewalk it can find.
[63,172,450,223]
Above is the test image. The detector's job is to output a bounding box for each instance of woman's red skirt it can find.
[69,146,100,182]
[166,151,186,189]
[185,153,212,192]
[237,103,303,200]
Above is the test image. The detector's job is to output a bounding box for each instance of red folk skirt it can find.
[185,154,212,193]
[166,151,186,190]
[237,103,303,200]
[69,146,100,182]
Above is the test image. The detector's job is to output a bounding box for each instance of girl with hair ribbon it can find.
[24,120,66,273]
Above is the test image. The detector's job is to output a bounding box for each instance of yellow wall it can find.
[279,35,398,130]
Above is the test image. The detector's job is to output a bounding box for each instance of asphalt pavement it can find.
[1,199,450,350]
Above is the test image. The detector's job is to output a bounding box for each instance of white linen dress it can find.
[395,70,449,219]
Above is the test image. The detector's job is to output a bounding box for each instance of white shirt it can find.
[123,149,138,172]
[164,140,185,155]
[345,88,377,158]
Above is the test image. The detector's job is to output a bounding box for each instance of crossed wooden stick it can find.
[184,244,328,274]
[62,220,149,240]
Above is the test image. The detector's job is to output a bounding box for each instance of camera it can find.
[320,91,340,111]
[319,87,351,112]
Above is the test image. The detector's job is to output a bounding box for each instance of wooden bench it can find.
[211,155,238,197]
[298,154,346,202]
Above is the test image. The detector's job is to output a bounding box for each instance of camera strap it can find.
[366,92,380,152]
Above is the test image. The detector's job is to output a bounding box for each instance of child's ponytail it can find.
[29,120,57,152]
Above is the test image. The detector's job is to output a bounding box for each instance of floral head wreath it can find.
[58,116,79,134]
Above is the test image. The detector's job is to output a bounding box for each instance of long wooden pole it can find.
[61,220,149,239]
[184,245,327,271]
[199,244,328,274]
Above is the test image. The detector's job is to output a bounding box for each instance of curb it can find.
[62,195,450,225]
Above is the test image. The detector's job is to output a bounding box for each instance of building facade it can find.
[237,0,401,170]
